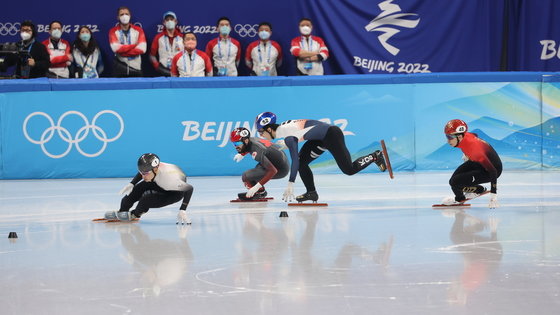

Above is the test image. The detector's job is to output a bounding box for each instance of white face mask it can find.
[164,20,176,30]
[258,31,270,40]
[300,25,312,36]
[119,14,130,25]
[51,29,62,39]
[20,32,32,41]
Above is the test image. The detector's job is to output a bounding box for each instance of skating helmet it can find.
[230,127,251,142]
[255,112,277,131]
[138,153,160,174]
[444,119,468,135]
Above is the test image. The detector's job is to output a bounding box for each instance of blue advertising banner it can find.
[0,73,559,179]
[2,0,558,76]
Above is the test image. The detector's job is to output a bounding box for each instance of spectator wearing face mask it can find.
[72,25,104,78]
[150,11,183,76]
[205,16,241,76]
[109,6,147,77]
[0,20,50,78]
[245,22,282,76]
[290,18,329,76]
[42,20,72,78]
[171,32,212,77]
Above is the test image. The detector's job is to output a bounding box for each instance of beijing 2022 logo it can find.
[23,110,124,158]
[365,0,420,56]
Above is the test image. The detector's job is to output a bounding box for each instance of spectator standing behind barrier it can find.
[171,32,212,77]
[150,11,183,76]
[71,26,104,78]
[290,18,329,75]
[245,22,282,76]
[109,6,147,77]
[42,21,72,78]
[205,17,241,76]
[0,20,49,78]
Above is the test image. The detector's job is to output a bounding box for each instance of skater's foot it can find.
[295,190,319,202]
[373,150,386,172]
[116,211,139,221]
[464,186,487,200]
[441,195,466,206]
[238,189,268,200]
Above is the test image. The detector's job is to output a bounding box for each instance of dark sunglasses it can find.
[232,141,243,147]
[446,134,459,140]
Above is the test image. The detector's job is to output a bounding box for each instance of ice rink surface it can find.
[1,170,559,315]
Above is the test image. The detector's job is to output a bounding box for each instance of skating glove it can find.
[246,183,262,198]
[233,154,244,162]
[176,210,192,225]
[282,182,294,202]
[488,193,499,209]
[119,183,134,195]
[461,154,469,162]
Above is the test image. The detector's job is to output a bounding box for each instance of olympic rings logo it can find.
[0,22,20,36]
[234,24,258,38]
[23,110,124,158]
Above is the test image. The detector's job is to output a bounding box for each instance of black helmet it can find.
[138,153,160,173]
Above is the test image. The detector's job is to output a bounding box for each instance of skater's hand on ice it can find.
[119,183,134,195]
[176,210,192,225]
[488,193,499,209]
[233,153,244,163]
[282,182,294,202]
[246,183,262,198]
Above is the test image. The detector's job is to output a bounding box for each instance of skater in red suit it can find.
[230,127,289,200]
[442,119,502,208]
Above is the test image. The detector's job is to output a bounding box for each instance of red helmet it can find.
[230,127,251,142]
[444,119,468,135]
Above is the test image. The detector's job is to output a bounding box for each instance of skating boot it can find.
[295,191,319,203]
[373,150,387,172]
[464,186,487,200]
[441,195,466,206]
[116,211,139,221]
[238,187,267,200]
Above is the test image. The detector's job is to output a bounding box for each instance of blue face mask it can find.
[219,25,230,36]
[79,33,91,42]
[258,31,270,40]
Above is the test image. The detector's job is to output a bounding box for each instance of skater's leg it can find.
[449,162,491,201]
[119,181,155,212]
[298,140,326,192]
[323,126,383,175]
[130,188,183,218]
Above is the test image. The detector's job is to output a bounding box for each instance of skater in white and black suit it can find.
[111,153,193,224]
[230,127,289,200]
[254,112,387,203]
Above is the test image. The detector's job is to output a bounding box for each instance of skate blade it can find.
[380,140,394,179]
[288,202,328,207]
[106,218,140,223]
[92,218,108,222]
[432,203,471,208]
[230,198,269,203]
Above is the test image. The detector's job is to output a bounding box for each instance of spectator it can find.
[245,22,282,76]
[290,18,329,75]
[205,16,241,76]
[72,26,104,78]
[150,11,183,76]
[0,20,49,78]
[43,21,72,78]
[171,32,212,77]
[109,6,147,77]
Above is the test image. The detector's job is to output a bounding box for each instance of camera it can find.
[0,42,31,78]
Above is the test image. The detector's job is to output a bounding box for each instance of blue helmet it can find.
[255,112,277,130]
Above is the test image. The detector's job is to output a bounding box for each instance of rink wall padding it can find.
[0,73,559,179]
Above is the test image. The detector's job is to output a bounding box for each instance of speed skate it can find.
[288,202,328,207]
[92,211,140,222]
[230,197,274,203]
[432,191,490,208]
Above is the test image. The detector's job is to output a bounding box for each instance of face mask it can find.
[164,20,176,30]
[258,31,270,40]
[219,25,230,36]
[80,33,91,42]
[185,40,196,50]
[119,14,130,24]
[21,32,32,41]
[51,29,62,39]
[300,26,311,36]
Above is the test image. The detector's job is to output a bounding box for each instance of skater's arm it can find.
[258,155,278,185]
[130,173,142,185]
[284,136,299,183]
